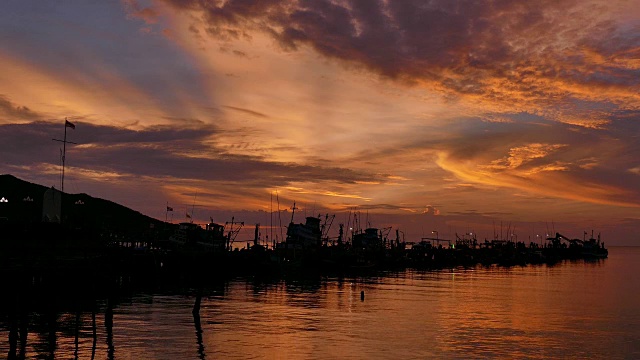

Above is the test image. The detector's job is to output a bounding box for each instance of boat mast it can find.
[276,191,283,242]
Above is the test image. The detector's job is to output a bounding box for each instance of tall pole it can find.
[277,191,283,242]
[53,118,76,193]
[53,118,76,224]
[62,118,68,193]
[61,121,67,224]
[59,148,63,193]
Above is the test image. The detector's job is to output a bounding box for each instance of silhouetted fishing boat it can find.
[547,231,608,259]
[580,231,608,258]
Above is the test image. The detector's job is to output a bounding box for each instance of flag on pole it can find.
[166,206,173,211]
[186,213,191,218]
[65,120,76,129]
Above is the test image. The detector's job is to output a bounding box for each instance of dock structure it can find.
[0,173,609,276]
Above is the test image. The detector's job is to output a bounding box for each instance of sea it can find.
[1,246,639,359]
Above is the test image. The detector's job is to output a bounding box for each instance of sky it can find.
[1,0,639,245]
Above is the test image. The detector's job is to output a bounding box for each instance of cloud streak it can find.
[0,120,385,195]
[433,121,640,207]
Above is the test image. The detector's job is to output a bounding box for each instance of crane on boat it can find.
[225,216,244,250]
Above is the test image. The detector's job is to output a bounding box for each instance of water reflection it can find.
[192,288,205,360]
[1,252,639,359]
[105,299,114,360]
[91,311,96,360]
[4,297,101,360]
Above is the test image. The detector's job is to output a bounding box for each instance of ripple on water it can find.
[1,248,639,359]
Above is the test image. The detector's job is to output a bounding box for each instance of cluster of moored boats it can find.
[152,214,608,273]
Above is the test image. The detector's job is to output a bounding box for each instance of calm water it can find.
[1,247,639,359]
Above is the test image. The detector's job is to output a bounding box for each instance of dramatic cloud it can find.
[1,1,638,243]
[0,121,385,206]
[434,117,640,207]
[163,0,640,124]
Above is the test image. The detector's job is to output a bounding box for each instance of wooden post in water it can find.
[91,310,97,360]
[47,309,57,359]
[74,311,80,359]
[193,287,202,316]
[192,287,206,359]
[7,310,17,359]
[106,299,114,360]
[18,310,28,359]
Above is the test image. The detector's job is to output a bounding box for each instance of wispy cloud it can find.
[223,105,270,118]
[435,129,640,208]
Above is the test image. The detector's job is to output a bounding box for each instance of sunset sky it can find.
[1,0,639,244]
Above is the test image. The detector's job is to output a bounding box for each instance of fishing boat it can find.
[547,231,608,258]
[167,217,243,253]
[580,231,608,258]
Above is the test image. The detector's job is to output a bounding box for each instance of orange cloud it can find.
[436,149,639,208]
[157,0,640,129]
[482,144,568,171]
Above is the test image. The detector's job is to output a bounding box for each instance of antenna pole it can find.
[62,119,67,193]
[191,193,197,223]
[59,148,63,192]
[52,119,77,190]
[52,118,77,224]
[290,201,297,224]
[276,191,283,242]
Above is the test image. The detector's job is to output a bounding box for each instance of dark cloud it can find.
[342,203,414,211]
[0,121,382,188]
[0,120,217,156]
[162,0,640,112]
[123,0,160,25]
[0,95,42,121]
[223,105,269,118]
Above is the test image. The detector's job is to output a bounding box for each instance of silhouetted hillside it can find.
[0,174,171,236]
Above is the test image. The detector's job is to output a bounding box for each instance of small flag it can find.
[186,213,191,218]
[166,206,173,211]
[65,119,76,129]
